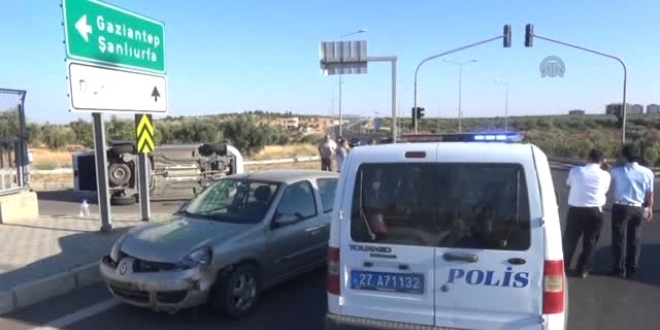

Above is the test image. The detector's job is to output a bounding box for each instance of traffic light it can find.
[503,24,512,48]
[525,24,534,47]
[411,107,425,128]
[416,107,425,119]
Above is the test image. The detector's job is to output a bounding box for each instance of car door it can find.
[266,180,322,279]
[432,160,545,330]
[339,145,438,326]
[309,177,338,263]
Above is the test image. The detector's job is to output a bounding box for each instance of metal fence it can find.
[0,88,29,196]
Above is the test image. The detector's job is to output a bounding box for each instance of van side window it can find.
[317,178,338,213]
[350,163,531,251]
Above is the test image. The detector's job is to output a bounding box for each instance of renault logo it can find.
[119,262,128,275]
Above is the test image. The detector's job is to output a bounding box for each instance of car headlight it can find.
[109,235,127,262]
[183,247,213,267]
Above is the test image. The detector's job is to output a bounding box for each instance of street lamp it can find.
[337,28,368,137]
[495,78,509,131]
[443,59,477,132]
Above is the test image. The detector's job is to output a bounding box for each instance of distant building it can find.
[568,109,585,116]
[605,103,633,116]
[279,116,299,130]
[647,104,660,114]
[631,104,644,114]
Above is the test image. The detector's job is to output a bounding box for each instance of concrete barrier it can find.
[0,190,39,224]
[0,262,102,315]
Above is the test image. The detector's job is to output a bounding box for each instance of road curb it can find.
[0,261,102,316]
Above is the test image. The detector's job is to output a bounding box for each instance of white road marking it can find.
[29,299,119,330]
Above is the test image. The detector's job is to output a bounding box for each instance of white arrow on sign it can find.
[75,15,93,42]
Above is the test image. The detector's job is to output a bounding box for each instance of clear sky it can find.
[1,0,658,124]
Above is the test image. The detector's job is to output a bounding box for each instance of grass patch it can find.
[248,143,318,161]
[31,148,75,169]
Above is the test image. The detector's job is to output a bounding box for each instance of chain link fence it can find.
[0,88,29,196]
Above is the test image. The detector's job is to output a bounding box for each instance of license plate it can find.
[350,270,424,294]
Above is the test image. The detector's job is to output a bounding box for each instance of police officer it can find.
[609,144,655,278]
[562,149,611,278]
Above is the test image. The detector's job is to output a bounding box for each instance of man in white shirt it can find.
[318,134,337,171]
[562,148,611,278]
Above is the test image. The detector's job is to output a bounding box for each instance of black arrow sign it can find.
[151,87,160,102]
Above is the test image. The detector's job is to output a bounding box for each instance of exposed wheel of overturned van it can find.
[209,263,261,319]
[111,194,136,206]
[199,143,227,156]
[109,143,135,156]
[108,163,132,186]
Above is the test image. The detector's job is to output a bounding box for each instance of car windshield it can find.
[180,178,281,224]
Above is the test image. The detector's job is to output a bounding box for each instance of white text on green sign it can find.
[63,0,165,73]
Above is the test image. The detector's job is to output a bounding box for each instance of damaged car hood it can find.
[119,217,250,263]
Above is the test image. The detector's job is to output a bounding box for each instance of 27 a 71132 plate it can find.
[350,270,424,294]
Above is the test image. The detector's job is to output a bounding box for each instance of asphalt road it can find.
[5,168,660,330]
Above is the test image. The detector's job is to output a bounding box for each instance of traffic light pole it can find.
[413,34,507,134]
[528,31,628,144]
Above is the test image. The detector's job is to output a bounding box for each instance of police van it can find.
[326,133,567,330]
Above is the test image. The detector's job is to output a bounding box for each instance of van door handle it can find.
[508,258,526,265]
[443,253,478,263]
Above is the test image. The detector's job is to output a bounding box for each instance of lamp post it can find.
[336,28,367,137]
[495,78,509,131]
[443,59,477,132]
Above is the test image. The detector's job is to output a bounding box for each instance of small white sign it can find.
[67,61,168,114]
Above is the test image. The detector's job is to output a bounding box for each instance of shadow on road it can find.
[37,189,97,204]
[67,268,328,330]
[593,243,660,286]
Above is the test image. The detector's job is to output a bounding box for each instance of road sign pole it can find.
[365,56,398,143]
[138,152,151,221]
[92,112,112,232]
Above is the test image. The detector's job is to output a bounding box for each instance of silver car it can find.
[99,169,339,318]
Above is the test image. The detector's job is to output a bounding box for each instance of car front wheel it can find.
[209,263,261,319]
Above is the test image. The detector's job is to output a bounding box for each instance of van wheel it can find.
[110,143,135,156]
[209,264,261,319]
[111,195,136,206]
[199,143,227,156]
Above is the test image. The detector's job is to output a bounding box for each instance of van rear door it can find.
[338,145,437,326]
[432,156,545,329]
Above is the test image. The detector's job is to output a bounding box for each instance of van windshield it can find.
[350,163,531,250]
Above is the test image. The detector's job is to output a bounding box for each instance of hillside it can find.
[2,110,660,168]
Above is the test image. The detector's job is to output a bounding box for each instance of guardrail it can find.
[30,156,323,175]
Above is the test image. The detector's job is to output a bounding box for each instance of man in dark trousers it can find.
[609,144,655,278]
[563,149,611,278]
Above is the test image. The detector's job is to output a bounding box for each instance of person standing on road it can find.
[336,139,351,173]
[318,134,337,171]
[609,144,654,278]
[562,149,611,278]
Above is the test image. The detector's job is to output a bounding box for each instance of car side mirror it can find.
[273,212,299,226]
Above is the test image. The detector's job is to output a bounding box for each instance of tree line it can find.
[2,109,660,165]
[0,111,318,155]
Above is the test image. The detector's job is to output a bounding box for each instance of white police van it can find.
[326,133,567,330]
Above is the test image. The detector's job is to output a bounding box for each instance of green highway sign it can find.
[62,0,165,73]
